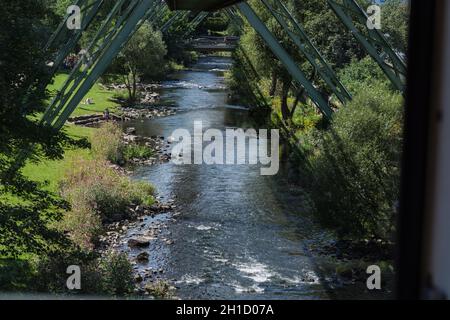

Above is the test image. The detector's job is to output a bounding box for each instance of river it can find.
[121,55,377,300]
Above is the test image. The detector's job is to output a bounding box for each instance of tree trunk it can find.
[269,72,278,97]
[280,80,291,121]
[132,69,137,102]
[123,74,133,103]
[290,88,305,118]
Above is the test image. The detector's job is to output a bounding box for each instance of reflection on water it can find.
[123,56,347,299]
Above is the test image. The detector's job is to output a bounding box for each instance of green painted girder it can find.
[328,0,407,93]
[43,0,151,129]
[236,2,333,118]
[22,0,103,116]
[165,0,242,12]
[160,11,187,33]
[150,0,171,27]
[262,0,351,104]
[42,0,139,126]
[44,0,87,51]
[50,0,104,77]
[53,0,158,130]
[182,12,209,37]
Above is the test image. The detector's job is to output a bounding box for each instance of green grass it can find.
[47,73,123,117]
[21,73,125,192]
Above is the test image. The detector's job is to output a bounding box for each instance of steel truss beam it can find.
[261,0,351,104]
[21,0,104,115]
[328,0,407,93]
[42,0,158,130]
[49,0,105,78]
[236,2,333,118]
[160,10,189,33]
[150,0,171,28]
[182,11,209,38]
[42,0,137,126]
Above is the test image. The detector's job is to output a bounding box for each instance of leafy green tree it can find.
[339,56,391,94]
[0,0,71,257]
[381,0,410,54]
[109,22,167,102]
[304,84,403,241]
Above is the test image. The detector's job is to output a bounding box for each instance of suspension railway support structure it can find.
[40,0,407,134]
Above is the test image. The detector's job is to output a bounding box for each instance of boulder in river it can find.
[126,127,137,135]
[136,252,150,262]
[128,238,150,248]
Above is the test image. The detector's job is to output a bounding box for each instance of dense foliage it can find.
[0,0,72,258]
[108,23,167,102]
[304,84,403,240]
[228,0,409,241]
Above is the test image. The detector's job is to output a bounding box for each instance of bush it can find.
[304,84,403,241]
[34,249,134,296]
[123,144,154,162]
[91,122,125,165]
[99,251,134,296]
[59,158,154,249]
[339,56,392,94]
[33,248,104,294]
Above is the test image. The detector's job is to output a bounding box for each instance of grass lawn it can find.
[22,73,122,192]
[48,73,123,117]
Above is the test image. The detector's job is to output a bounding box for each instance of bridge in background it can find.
[187,36,239,52]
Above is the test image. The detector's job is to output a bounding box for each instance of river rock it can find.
[126,127,136,135]
[136,252,149,262]
[128,238,150,248]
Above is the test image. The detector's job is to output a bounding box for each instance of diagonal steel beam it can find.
[42,0,140,126]
[261,0,352,104]
[236,2,333,118]
[53,0,158,130]
[328,0,407,93]
[181,11,209,37]
[43,0,156,130]
[49,0,105,78]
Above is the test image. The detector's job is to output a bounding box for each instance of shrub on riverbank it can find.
[91,122,125,165]
[59,158,154,249]
[123,144,155,162]
[34,249,134,295]
[91,122,154,165]
[302,84,403,241]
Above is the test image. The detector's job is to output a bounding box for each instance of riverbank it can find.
[11,72,179,297]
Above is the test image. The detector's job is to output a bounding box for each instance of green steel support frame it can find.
[261,0,352,103]
[236,2,333,118]
[53,0,158,129]
[49,0,105,78]
[42,0,140,126]
[43,0,159,130]
[182,12,210,38]
[150,0,171,28]
[328,0,407,93]
[44,0,345,132]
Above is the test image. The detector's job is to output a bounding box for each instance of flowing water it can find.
[122,56,365,300]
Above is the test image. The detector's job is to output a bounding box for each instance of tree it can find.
[381,0,410,55]
[304,83,403,241]
[0,0,72,257]
[109,22,167,103]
